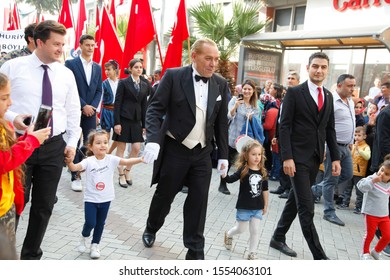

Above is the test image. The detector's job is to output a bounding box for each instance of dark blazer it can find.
[279,81,339,164]
[371,104,390,171]
[114,76,150,127]
[65,56,102,109]
[146,65,229,184]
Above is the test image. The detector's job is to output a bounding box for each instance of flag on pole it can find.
[7,2,20,30]
[92,5,101,64]
[58,0,73,29]
[121,0,156,78]
[99,7,123,79]
[109,0,117,28]
[161,0,189,76]
[74,0,87,50]
[12,2,21,29]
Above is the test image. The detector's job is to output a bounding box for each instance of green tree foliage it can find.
[189,0,269,88]
[20,0,77,21]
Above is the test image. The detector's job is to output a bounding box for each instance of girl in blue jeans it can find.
[67,129,143,259]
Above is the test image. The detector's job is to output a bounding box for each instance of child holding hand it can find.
[222,139,269,260]
[67,129,143,259]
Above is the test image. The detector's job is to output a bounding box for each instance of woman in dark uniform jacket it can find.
[113,58,151,187]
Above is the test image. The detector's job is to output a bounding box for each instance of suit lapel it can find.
[75,57,88,85]
[301,81,318,118]
[90,63,98,86]
[181,66,196,117]
[207,76,219,120]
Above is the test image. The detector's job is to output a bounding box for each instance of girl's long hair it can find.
[0,73,24,183]
[0,73,17,150]
[234,139,268,181]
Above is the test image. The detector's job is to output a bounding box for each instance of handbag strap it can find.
[245,116,249,136]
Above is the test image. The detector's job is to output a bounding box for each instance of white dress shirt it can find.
[307,80,324,106]
[1,52,82,148]
[80,55,93,86]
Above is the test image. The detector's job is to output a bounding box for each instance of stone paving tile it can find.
[14,163,390,261]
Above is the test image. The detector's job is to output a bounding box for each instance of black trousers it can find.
[20,135,66,260]
[279,168,292,191]
[273,156,327,260]
[146,137,213,259]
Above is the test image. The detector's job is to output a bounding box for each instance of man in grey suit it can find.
[142,38,229,260]
[269,52,341,260]
[65,34,102,191]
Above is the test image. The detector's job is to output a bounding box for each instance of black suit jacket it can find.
[114,76,150,127]
[146,65,229,184]
[371,104,390,171]
[279,81,339,164]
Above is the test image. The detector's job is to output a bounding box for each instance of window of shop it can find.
[281,49,390,98]
[273,6,306,32]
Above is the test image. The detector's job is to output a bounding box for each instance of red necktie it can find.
[317,87,323,112]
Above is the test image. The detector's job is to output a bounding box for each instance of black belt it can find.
[337,143,349,147]
[42,132,65,145]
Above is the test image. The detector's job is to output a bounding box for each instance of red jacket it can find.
[0,124,40,216]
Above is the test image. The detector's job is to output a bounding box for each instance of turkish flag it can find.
[92,5,101,65]
[98,7,123,80]
[121,0,156,78]
[7,2,20,30]
[58,0,73,29]
[109,0,116,28]
[74,0,87,50]
[161,0,189,76]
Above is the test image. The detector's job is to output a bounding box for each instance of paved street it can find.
[15,162,389,261]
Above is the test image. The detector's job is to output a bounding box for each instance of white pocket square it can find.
[216,95,222,101]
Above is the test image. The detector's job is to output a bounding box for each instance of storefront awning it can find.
[242,25,390,51]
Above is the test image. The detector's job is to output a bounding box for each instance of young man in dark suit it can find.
[65,34,102,191]
[269,52,341,260]
[141,38,229,260]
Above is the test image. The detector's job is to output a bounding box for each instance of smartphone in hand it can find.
[34,104,53,131]
[238,93,244,100]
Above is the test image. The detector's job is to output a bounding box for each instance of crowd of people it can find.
[0,20,389,261]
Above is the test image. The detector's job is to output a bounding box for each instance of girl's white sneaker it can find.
[90,243,101,259]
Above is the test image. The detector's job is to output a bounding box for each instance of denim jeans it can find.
[270,152,281,179]
[341,175,364,207]
[82,201,111,244]
[311,144,353,216]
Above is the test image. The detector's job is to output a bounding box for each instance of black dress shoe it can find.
[185,249,204,260]
[270,237,297,257]
[270,186,285,195]
[142,230,156,248]
[323,214,345,226]
[218,183,230,195]
[278,190,289,199]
